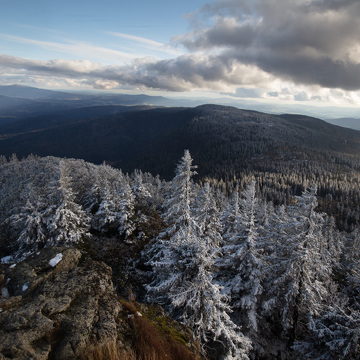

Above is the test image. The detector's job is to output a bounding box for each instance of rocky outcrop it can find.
[0,247,202,360]
[0,247,125,359]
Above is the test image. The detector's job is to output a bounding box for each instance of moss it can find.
[141,305,191,347]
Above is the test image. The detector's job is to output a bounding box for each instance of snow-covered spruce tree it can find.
[145,151,251,359]
[291,228,359,358]
[47,160,90,246]
[131,169,151,205]
[6,184,51,259]
[91,178,119,233]
[293,300,360,359]
[263,186,336,346]
[194,182,223,250]
[220,181,264,339]
[145,150,199,305]
[117,179,136,241]
[220,188,240,243]
[91,169,135,240]
[89,164,122,230]
[84,171,103,214]
[171,227,252,360]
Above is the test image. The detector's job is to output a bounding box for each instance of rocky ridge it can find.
[0,247,201,360]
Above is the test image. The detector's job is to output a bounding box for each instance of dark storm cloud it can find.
[179,0,360,90]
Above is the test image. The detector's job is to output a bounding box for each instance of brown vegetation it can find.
[123,300,201,360]
[80,300,202,360]
[80,340,136,360]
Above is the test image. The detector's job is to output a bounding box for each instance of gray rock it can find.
[0,247,123,360]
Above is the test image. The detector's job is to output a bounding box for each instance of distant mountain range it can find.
[325,117,360,131]
[0,85,359,180]
[0,84,358,125]
[0,85,185,121]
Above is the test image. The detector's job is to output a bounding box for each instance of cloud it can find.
[106,32,183,57]
[106,32,165,48]
[1,1,360,108]
[0,34,138,63]
[2,51,359,107]
[0,53,273,92]
[178,0,360,91]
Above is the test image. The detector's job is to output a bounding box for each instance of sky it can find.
[0,0,360,117]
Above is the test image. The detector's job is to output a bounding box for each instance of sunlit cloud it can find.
[178,0,360,91]
[1,52,360,109]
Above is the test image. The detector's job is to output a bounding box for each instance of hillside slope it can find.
[1,103,360,229]
[1,104,359,178]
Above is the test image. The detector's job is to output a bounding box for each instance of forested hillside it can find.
[1,104,360,230]
[1,153,359,359]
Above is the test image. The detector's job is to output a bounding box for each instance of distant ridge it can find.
[325,117,360,131]
[0,84,76,100]
[0,84,182,107]
[1,102,359,180]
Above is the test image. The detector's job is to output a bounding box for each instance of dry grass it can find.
[80,339,136,360]
[132,315,197,360]
[122,300,199,360]
[81,301,201,360]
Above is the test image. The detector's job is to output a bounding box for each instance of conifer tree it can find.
[146,150,199,304]
[47,161,90,246]
[7,184,50,259]
[91,170,135,240]
[195,182,222,250]
[220,181,264,335]
[117,180,135,240]
[92,178,118,232]
[146,151,251,359]
[263,186,335,344]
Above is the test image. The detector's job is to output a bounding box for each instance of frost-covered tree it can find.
[6,184,51,259]
[263,186,335,344]
[91,172,135,240]
[220,181,264,336]
[293,301,360,359]
[170,228,252,360]
[117,180,135,240]
[195,182,222,250]
[84,172,103,214]
[47,161,90,246]
[146,151,251,359]
[220,189,240,243]
[92,178,119,232]
[131,169,151,204]
[146,150,199,304]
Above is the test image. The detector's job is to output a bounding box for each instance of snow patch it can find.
[1,255,13,264]
[9,264,16,269]
[22,283,29,292]
[1,287,10,299]
[49,253,63,267]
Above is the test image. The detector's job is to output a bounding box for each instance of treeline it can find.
[0,153,359,359]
